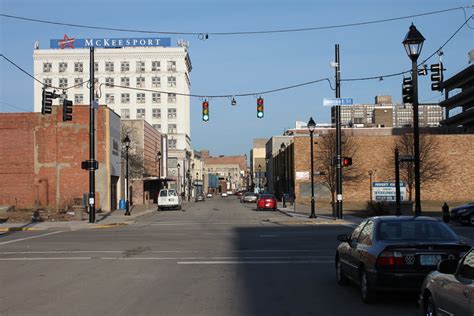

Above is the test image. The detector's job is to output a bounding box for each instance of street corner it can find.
[88,222,129,229]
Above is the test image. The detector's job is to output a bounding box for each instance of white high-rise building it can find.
[33,35,192,166]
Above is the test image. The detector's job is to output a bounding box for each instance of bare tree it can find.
[393,133,447,201]
[315,130,363,208]
[121,125,144,179]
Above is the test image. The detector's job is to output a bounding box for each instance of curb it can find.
[89,223,129,229]
[0,227,40,232]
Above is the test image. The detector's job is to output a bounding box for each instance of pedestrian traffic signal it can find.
[62,99,73,122]
[430,62,443,91]
[41,89,59,115]
[342,157,352,167]
[402,77,413,104]
[257,97,264,119]
[202,100,209,122]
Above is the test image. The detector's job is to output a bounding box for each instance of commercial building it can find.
[250,138,267,192]
[32,35,193,187]
[200,151,247,193]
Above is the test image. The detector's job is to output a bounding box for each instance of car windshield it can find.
[377,220,459,241]
[244,193,256,197]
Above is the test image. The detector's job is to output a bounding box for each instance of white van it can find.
[157,189,182,211]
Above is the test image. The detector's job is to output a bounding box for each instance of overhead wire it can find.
[0,6,471,37]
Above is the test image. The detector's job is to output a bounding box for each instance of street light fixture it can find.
[177,163,181,195]
[156,151,162,179]
[403,23,425,217]
[307,117,317,218]
[280,142,287,207]
[123,135,131,216]
[258,164,262,193]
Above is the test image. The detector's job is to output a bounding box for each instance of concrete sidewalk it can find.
[0,203,159,232]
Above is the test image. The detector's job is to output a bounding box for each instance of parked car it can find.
[335,216,470,304]
[226,190,233,195]
[195,193,205,202]
[419,247,474,316]
[206,193,213,198]
[256,194,277,211]
[221,192,228,197]
[235,191,245,197]
[157,189,182,211]
[241,192,258,203]
[450,202,474,225]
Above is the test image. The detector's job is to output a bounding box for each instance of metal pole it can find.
[412,60,422,217]
[125,148,130,216]
[88,47,96,223]
[309,130,316,218]
[395,147,401,216]
[335,44,343,219]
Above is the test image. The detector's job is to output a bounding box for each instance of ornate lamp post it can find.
[177,162,181,195]
[156,151,162,179]
[257,164,262,193]
[307,117,317,218]
[123,135,131,216]
[403,23,425,217]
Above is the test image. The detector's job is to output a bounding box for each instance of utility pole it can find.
[395,147,401,216]
[335,44,343,219]
[88,47,97,223]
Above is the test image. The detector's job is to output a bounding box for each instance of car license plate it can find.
[420,254,442,266]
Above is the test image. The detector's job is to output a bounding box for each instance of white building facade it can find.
[33,36,193,189]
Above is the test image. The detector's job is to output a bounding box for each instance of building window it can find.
[168,138,177,149]
[105,93,115,104]
[168,124,177,133]
[59,78,68,88]
[136,61,145,73]
[152,76,161,87]
[121,77,130,87]
[105,77,114,87]
[168,108,177,118]
[136,77,145,88]
[152,108,161,119]
[167,61,176,71]
[121,93,130,104]
[153,124,161,131]
[58,62,68,73]
[105,62,114,72]
[74,62,83,73]
[167,93,176,103]
[94,62,99,72]
[152,61,161,71]
[152,93,161,103]
[43,78,52,87]
[136,93,145,103]
[74,78,83,88]
[121,61,129,72]
[74,94,83,104]
[136,108,145,119]
[43,62,52,73]
[121,108,130,119]
[167,76,176,87]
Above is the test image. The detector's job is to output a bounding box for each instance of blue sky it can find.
[1,0,473,156]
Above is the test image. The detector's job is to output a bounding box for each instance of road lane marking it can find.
[0,257,91,261]
[0,231,63,245]
[178,260,333,264]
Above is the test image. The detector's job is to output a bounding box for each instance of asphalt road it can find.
[0,196,419,316]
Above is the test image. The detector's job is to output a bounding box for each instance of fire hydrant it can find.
[442,202,450,223]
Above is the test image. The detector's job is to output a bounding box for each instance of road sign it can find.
[323,98,353,107]
[372,182,406,201]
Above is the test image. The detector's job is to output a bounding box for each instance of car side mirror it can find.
[337,234,350,243]
[437,259,458,274]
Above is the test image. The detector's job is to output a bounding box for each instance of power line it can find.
[0,100,31,112]
[0,6,470,37]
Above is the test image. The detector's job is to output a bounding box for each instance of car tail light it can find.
[376,251,404,267]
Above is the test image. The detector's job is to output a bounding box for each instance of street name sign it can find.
[323,98,353,107]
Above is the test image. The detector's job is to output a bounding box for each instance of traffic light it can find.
[41,89,59,115]
[257,97,264,119]
[430,62,443,91]
[402,77,413,104]
[202,100,209,122]
[62,99,73,122]
[342,157,352,167]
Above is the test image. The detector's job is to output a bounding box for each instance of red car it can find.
[256,194,277,211]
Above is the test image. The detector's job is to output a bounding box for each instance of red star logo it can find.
[59,34,75,49]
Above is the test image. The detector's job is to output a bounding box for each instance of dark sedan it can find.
[335,216,470,304]
[450,202,474,225]
[419,248,474,316]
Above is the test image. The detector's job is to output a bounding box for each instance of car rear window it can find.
[377,220,459,241]
[244,193,256,197]
[259,194,275,199]
[159,190,168,197]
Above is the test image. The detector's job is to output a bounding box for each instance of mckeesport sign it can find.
[50,35,171,49]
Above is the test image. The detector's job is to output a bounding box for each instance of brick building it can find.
[0,105,121,215]
[200,150,247,193]
[271,127,474,206]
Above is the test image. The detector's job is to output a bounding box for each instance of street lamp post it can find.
[403,23,425,217]
[177,163,181,195]
[280,142,287,208]
[123,135,131,216]
[156,151,162,179]
[368,170,373,202]
[307,117,317,218]
[258,164,262,193]
[186,169,191,201]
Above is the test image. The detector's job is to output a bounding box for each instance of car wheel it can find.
[423,293,437,316]
[157,207,161,211]
[360,269,376,304]
[335,257,349,286]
